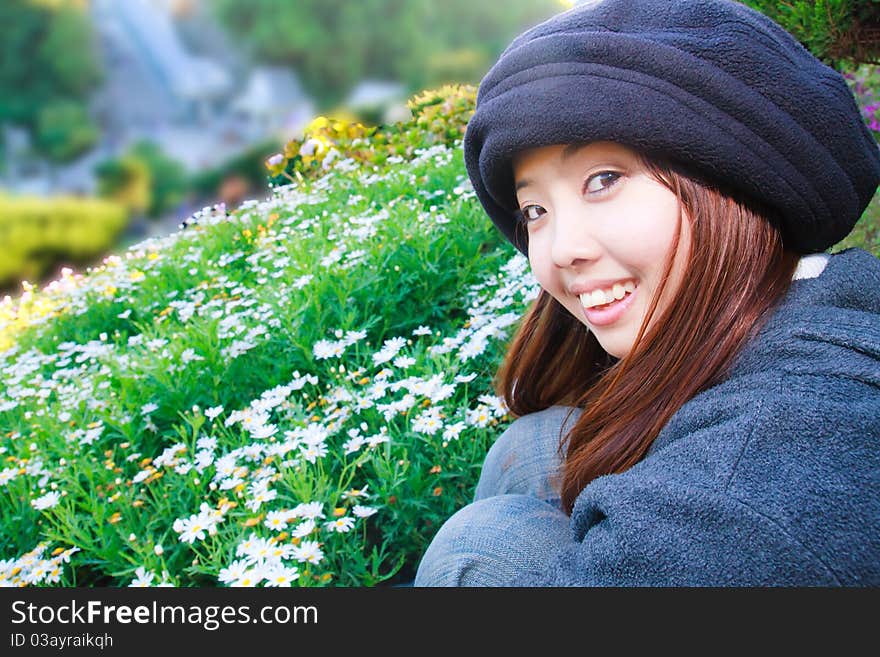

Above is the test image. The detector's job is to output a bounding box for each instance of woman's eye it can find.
[585,171,621,194]
[519,205,545,223]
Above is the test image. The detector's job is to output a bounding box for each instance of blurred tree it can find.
[0,0,102,159]
[39,1,103,95]
[95,156,150,217]
[128,141,190,219]
[35,100,99,162]
[743,0,880,67]
[423,48,490,89]
[405,0,567,88]
[211,0,562,109]
[95,142,189,219]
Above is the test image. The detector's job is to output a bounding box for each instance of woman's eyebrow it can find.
[515,144,591,192]
[561,142,588,162]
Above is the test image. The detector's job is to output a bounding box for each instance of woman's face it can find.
[512,141,691,359]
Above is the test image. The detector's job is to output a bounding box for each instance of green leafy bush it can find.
[0,84,520,587]
[0,0,102,161]
[95,142,190,219]
[742,0,880,67]
[34,100,99,163]
[127,142,190,219]
[0,195,127,292]
[95,157,151,216]
[266,84,476,184]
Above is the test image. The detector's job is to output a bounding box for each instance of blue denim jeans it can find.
[414,406,582,586]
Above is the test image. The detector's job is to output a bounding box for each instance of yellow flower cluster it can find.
[265,85,477,185]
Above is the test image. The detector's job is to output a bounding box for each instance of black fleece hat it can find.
[463,0,880,255]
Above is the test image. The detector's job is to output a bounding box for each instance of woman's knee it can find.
[414,494,573,587]
[475,405,581,504]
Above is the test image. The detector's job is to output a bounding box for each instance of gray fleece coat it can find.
[518,247,880,586]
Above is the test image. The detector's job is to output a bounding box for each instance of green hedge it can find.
[0,195,127,288]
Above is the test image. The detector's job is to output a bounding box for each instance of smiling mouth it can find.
[578,280,638,309]
[579,282,639,327]
[589,292,632,310]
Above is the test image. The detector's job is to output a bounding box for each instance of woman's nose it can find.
[549,204,601,268]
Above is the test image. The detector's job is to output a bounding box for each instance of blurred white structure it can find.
[93,0,232,123]
[346,80,410,124]
[231,67,315,140]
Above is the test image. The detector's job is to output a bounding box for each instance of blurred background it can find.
[1,0,877,300]
[0,0,568,297]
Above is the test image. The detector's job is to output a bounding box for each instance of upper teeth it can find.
[579,281,636,308]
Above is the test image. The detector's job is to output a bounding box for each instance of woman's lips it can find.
[582,284,637,327]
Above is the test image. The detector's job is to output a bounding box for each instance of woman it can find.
[414,0,880,586]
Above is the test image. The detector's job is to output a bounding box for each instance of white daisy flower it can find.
[341,485,369,500]
[128,567,155,587]
[229,567,267,588]
[342,435,365,455]
[263,565,300,587]
[300,443,327,464]
[292,502,325,520]
[465,404,493,428]
[372,336,407,364]
[292,540,324,564]
[218,559,250,585]
[0,467,19,485]
[237,535,275,565]
[442,422,467,442]
[31,491,61,511]
[324,516,355,533]
[313,339,345,360]
[264,509,293,531]
[292,274,313,289]
[344,329,367,345]
[290,518,316,538]
[412,407,444,435]
[205,406,224,420]
[365,428,390,447]
[478,393,509,418]
[249,422,278,440]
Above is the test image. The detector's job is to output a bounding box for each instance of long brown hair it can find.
[495,156,802,515]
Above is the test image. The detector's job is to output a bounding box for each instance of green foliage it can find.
[95,142,190,219]
[0,90,514,585]
[424,48,490,88]
[95,156,151,216]
[266,84,477,185]
[744,0,880,66]
[0,194,128,290]
[836,187,880,253]
[210,0,561,109]
[841,62,880,254]
[34,100,99,163]
[38,2,103,96]
[0,0,102,159]
[845,64,880,137]
[127,142,190,219]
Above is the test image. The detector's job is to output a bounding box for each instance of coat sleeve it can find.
[512,390,855,586]
[514,479,840,586]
